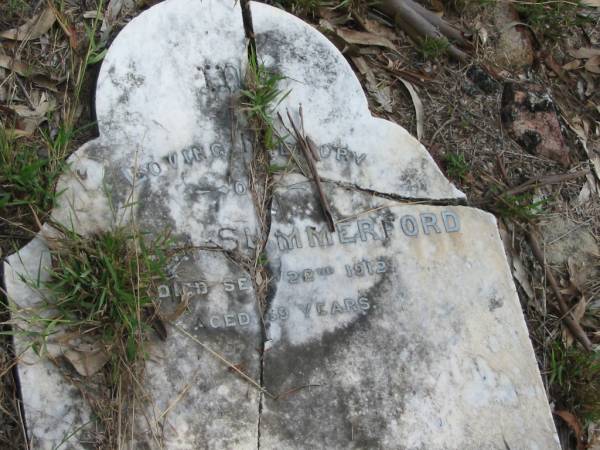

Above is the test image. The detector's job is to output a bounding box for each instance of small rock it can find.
[501,82,571,167]
[489,2,534,70]
[539,216,598,276]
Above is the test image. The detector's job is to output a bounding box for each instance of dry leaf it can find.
[562,60,581,71]
[567,117,600,182]
[554,410,585,450]
[354,15,398,41]
[63,347,110,377]
[398,77,424,141]
[568,256,589,294]
[351,56,393,112]
[513,255,534,299]
[336,28,397,52]
[0,8,56,41]
[585,55,600,74]
[0,54,31,77]
[569,47,600,59]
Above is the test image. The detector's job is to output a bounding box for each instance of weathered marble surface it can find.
[2,0,558,448]
[261,174,559,449]
[252,2,464,201]
[5,0,262,448]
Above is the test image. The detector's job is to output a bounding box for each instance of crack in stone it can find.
[325,178,468,208]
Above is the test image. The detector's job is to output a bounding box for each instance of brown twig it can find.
[503,169,589,197]
[282,109,335,232]
[527,229,592,352]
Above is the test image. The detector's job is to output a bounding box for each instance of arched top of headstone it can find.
[49,0,462,243]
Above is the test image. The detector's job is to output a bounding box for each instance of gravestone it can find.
[3,0,560,448]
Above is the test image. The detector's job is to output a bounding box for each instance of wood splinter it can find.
[280,109,335,232]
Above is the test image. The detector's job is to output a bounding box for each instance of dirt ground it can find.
[0,0,599,449]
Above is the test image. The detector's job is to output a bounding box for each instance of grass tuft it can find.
[0,126,63,213]
[241,49,290,149]
[417,36,450,59]
[43,224,171,363]
[443,152,469,182]
[495,193,548,222]
[550,342,600,423]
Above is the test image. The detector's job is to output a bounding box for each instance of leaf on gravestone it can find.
[0,8,56,41]
[335,28,397,52]
[569,47,600,59]
[63,347,111,377]
[398,77,424,142]
[585,55,600,74]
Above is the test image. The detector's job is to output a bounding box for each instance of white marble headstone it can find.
[3,0,559,448]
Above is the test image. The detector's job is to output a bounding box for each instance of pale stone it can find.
[2,0,558,448]
[261,174,559,449]
[5,0,262,448]
[251,2,464,201]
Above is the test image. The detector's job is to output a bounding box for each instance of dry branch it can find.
[376,0,469,61]
[527,229,593,352]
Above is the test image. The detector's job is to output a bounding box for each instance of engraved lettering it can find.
[167,152,178,168]
[210,316,220,328]
[224,314,236,327]
[382,220,394,238]
[337,222,357,244]
[331,301,344,315]
[400,215,419,237]
[287,271,300,284]
[182,148,194,164]
[275,228,303,251]
[192,146,205,161]
[355,152,367,165]
[344,298,359,311]
[210,143,226,158]
[278,307,289,321]
[302,269,314,282]
[234,181,246,195]
[237,277,251,291]
[442,210,461,232]
[358,297,370,310]
[336,147,349,161]
[244,227,258,250]
[223,280,235,292]
[238,312,250,326]
[147,162,161,175]
[306,225,333,248]
[298,303,312,318]
[158,285,170,298]
[420,213,441,234]
[316,302,327,316]
[320,144,332,159]
[357,219,381,242]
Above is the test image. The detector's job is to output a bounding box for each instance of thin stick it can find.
[285,109,335,232]
[527,229,592,352]
[502,169,589,197]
